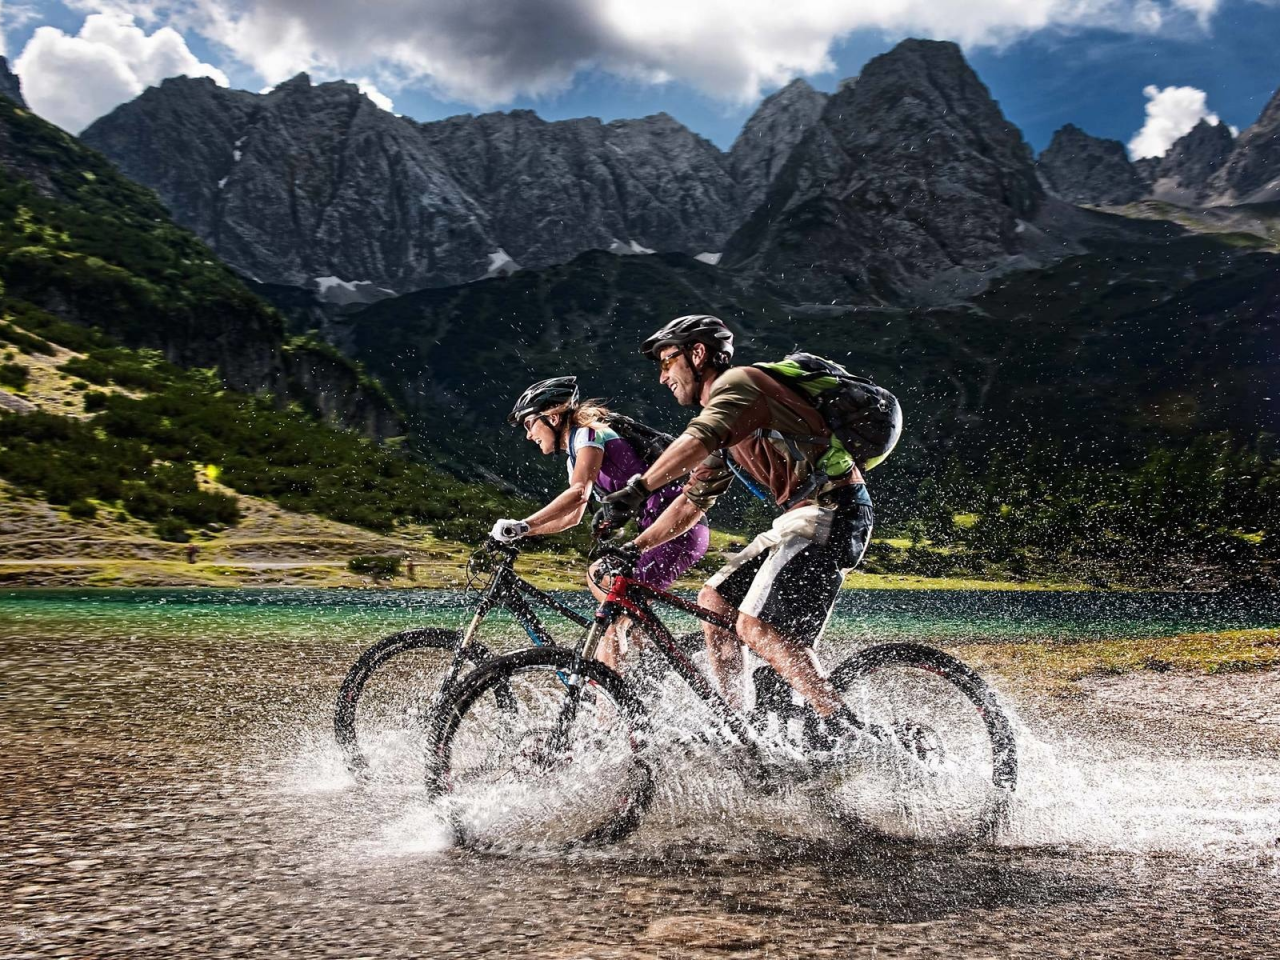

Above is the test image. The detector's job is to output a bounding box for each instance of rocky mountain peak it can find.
[722,38,1045,303]
[272,72,313,92]
[1148,118,1235,203]
[1037,123,1147,205]
[0,57,27,108]
[728,78,828,213]
[1207,82,1280,204]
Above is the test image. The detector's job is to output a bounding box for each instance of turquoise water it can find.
[3,587,1279,646]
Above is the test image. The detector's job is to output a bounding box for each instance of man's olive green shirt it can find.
[681,367,860,512]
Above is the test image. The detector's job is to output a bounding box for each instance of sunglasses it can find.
[657,351,684,374]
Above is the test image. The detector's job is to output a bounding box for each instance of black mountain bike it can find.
[334,540,591,776]
[424,554,1019,850]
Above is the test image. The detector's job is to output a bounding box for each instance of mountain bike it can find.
[424,551,1019,850]
[334,539,592,776]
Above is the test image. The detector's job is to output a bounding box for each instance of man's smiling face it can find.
[657,345,703,407]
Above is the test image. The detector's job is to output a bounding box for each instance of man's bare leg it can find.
[697,584,745,711]
[735,612,844,717]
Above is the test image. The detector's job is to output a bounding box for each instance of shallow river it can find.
[2,589,1279,958]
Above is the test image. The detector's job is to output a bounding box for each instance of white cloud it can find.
[1128,83,1223,158]
[13,12,228,132]
[353,77,393,113]
[187,0,1214,108]
[1171,0,1219,24]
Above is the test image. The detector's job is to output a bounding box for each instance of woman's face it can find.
[522,413,560,455]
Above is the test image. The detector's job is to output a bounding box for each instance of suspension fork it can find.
[433,565,510,703]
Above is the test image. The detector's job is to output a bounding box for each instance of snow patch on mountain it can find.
[694,251,722,265]
[483,248,520,277]
[609,238,655,256]
[312,276,397,305]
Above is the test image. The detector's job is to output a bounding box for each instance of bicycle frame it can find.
[576,572,768,763]
[439,544,592,701]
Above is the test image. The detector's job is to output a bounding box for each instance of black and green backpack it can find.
[754,353,902,472]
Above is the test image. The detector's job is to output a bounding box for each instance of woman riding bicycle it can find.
[491,376,710,670]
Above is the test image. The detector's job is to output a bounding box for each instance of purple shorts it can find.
[634,522,710,591]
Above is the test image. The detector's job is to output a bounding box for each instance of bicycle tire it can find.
[335,628,493,775]
[826,642,1018,837]
[426,646,654,851]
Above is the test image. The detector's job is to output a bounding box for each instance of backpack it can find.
[753,353,902,472]
[601,412,674,466]
[567,413,678,499]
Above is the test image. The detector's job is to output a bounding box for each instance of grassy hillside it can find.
[0,317,530,544]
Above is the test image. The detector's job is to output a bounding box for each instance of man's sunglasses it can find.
[657,351,684,374]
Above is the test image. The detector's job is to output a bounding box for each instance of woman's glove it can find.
[490,519,530,543]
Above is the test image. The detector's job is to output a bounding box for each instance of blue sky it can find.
[5,1,1279,155]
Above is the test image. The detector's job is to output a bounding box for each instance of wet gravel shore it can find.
[2,622,1279,958]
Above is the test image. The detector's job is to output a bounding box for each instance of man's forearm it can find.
[633,493,704,551]
[641,433,709,491]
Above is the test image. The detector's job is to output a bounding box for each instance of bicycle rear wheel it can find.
[824,642,1018,841]
[426,647,653,851]
[335,628,492,778]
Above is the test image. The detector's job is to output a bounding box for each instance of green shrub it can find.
[58,356,110,385]
[67,499,96,519]
[83,390,108,411]
[153,517,190,543]
[347,555,402,579]
[0,321,55,355]
[0,361,28,390]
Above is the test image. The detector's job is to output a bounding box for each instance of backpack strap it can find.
[751,427,829,464]
[567,427,609,501]
[726,453,773,504]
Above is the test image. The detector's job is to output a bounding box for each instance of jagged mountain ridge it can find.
[81,74,824,296]
[1038,81,1278,208]
[74,36,1280,312]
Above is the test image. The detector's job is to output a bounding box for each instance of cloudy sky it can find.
[3,0,1279,158]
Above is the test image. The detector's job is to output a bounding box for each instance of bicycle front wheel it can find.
[426,647,653,851]
[825,642,1018,841]
[335,628,489,778]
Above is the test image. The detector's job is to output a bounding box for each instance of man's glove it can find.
[592,474,649,537]
[490,518,530,543]
[594,541,642,579]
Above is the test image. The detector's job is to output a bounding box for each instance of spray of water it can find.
[276,668,1280,867]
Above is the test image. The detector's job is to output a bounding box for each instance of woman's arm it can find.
[522,444,604,536]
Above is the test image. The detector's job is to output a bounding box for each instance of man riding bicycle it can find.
[594,315,874,744]
[491,375,709,670]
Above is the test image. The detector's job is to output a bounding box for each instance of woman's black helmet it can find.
[508,376,579,425]
[640,314,735,362]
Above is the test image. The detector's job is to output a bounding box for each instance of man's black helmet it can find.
[508,376,579,425]
[641,314,735,362]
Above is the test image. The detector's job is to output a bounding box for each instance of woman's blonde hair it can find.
[545,399,614,430]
